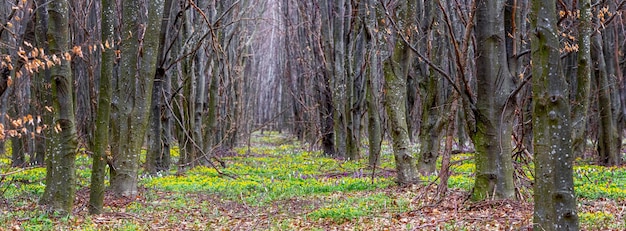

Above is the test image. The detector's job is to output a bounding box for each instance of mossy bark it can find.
[416,0,443,175]
[416,70,442,175]
[471,0,515,201]
[88,0,115,214]
[383,0,418,184]
[530,0,579,229]
[110,0,164,197]
[40,0,78,215]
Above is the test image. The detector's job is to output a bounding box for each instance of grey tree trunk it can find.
[571,0,592,158]
[597,3,622,166]
[471,0,515,201]
[31,0,51,166]
[416,0,443,175]
[318,73,335,157]
[382,0,418,184]
[110,0,164,196]
[145,0,175,174]
[364,0,381,167]
[40,0,78,215]
[70,0,98,148]
[530,0,579,229]
[329,0,348,159]
[344,0,360,161]
[592,30,621,166]
[89,0,115,214]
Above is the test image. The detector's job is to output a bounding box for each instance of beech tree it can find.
[145,0,176,175]
[88,0,115,214]
[571,0,592,159]
[109,0,164,196]
[530,0,578,229]
[471,0,515,201]
[39,0,79,214]
[381,0,419,184]
[415,0,444,175]
[593,1,622,166]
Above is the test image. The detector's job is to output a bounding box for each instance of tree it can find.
[593,1,622,166]
[89,0,115,214]
[571,0,592,158]
[146,0,176,175]
[109,0,164,196]
[363,0,382,167]
[382,0,418,184]
[31,0,51,166]
[416,0,444,175]
[471,0,515,201]
[530,0,579,229]
[39,0,79,215]
[319,0,350,159]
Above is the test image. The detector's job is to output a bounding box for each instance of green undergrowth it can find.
[574,165,626,199]
[143,144,395,205]
[578,211,624,230]
[1,133,625,229]
[307,191,411,222]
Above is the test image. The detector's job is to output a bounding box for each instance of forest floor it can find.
[1,132,625,230]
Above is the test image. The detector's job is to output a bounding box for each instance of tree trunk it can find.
[571,0,592,158]
[329,0,348,159]
[416,72,442,175]
[40,0,78,215]
[110,0,163,197]
[342,0,360,161]
[31,0,50,166]
[471,0,515,201]
[592,30,621,166]
[146,0,176,174]
[415,0,445,175]
[364,0,381,167]
[89,0,115,214]
[70,0,97,148]
[383,0,418,184]
[530,0,579,229]
[598,3,622,166]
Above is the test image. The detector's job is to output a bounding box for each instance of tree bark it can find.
[588,0,621,166]
[471,0,515,201]
[383,0,418,184]
[530,0,579,229]
[571,0,592,158]
[110,0,164,197]
[416,0,443,175]
[40,0,78,215]
[31,0,50,166]
[88,0,115,214]
[146,0,174,174]
[592,30,621,166]
[364,0,381,167]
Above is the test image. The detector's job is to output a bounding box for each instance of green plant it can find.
[307,192,410,222]
[579,211,618,230]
